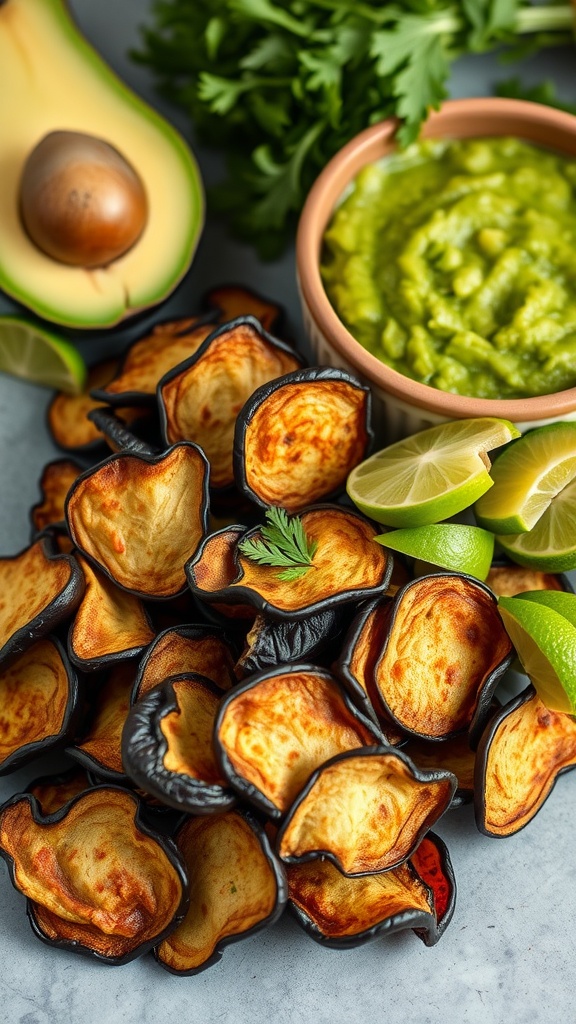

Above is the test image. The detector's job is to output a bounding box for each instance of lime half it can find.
[375,524,495,580]
[347,417,520,528]
[497,474,576,572]
[498,595,576,715]
[0,316,86,394]
[475,422,576,534]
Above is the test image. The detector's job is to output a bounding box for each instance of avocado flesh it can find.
[0,0,204,328]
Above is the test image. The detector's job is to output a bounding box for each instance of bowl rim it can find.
[296,97,576,422]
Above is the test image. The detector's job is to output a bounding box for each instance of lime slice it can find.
[375,524,495,580]
[0,315,86,394]
[508,589,576,628]
[497,474,576,572]
[346,417,520,528]
[498,596,576,714]
[474,422,576,534]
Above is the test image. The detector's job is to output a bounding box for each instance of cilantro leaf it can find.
[238,507,318,582]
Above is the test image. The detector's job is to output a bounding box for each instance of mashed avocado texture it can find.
[321,138,576,399]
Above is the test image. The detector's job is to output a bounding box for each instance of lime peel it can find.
[0,315,86,394]
[375,523,495,580]
[498,596,576,715]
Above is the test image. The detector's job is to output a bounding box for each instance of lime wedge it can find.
[0,315,86,394]
[496,474,576,572]
[346,417,520,528]
[375,524,495,580]
[474,422,576,534]
[498,595,576,714]
[507,589,576,628]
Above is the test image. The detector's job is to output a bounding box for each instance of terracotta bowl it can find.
[296,98,576,442]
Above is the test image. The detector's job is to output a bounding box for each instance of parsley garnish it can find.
[238,507,318,582]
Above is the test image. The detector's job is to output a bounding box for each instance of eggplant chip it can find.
[30,459,83,537]
[204,284,284,333]
[410,833,456,945]
[133,625,237,702]
[156,812,287,974]
[234,367,371,512]
[69,662,136,783]
[215,664,381,819]
[374,574,513,744]
[69,556,155,672]
[235,608,343,679]
[187,506,392,621]
[0,638,81,774]
[27,766,93,816]
[475,685,576,838]
[47,358,146,453]
[86,407,156,457]
[158,317,303,490]
[0,788,188,964]
[0,538,84,667]
[185,525,256,621]
[403,733,476,808]
[486,563,570,597]
[122,673,235,815]
[277,746,456,876]
[91,316,217,406]
[66,443,209,599]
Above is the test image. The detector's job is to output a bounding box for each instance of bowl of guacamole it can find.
[296,98,576,441]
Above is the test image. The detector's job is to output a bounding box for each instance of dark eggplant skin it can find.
[131,623,238,705]
[411,832,457,946]
[233,365,373,510]
[276,745,457,877]
[122,673,237,815]
[154,810,288,976]
[235,607,343,678]
[0,537,85,668]
[0,636,83,775]
[86,407,157,457]
[373,573,514,749]
[213,662,384,820]
[332,596,394,731]
[0,786,189,966]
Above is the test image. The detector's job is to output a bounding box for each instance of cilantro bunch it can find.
[134,0,574,256]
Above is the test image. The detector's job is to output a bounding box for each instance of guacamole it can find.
[321,137,576,399]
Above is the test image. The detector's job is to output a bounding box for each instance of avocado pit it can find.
[19,130,148,268]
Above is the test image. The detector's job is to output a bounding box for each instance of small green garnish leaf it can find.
[238,506,318,581]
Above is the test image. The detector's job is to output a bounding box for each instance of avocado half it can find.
[0,0,204,329]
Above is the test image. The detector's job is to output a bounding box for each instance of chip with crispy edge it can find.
[158,317,303,490]
[91,316,217,406]
[156,811,287,974]
[185,525,257,621]
[235,608,343,679]
[133,624,237,702]
[474,685,576,838]
[86,407,157,457]
[0,538,84,668]
[0,787,188,964]
[403,733,477,808]
[214,664,382,819]
[66,442,209,599]
[204,284,284,334]
[187,506,392,621]
[374,574,513,744]
[410,833,456,944]
[68,662,136,782]
[26,766,93,816]
[277,746,456,875]
[0,638,81,774]
[486,563,570,598]
[47,358,145,453]
[68,556,155,671]
[30,459,83,537]
[123,673,235,815]
[234,367,372,512]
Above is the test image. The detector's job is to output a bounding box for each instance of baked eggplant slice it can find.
[410,833,456,945]
[30,458,83,537]
[133,624,237,702]
[91,315,217,406]
[486,563,572,597]
[185,525,257,622]
[66,442,209,600]
[158,317,303,490]
[86,407,157,457]
[187,506,392,621]
[47,358,147,454]
[155,811,287,974]
[68,662,136,783]
[26,765,93,815]
[204,284,284,334]
[214,664,381,819]
[68,556,155,672]
[334,597,405,743]
[0,787,188,964]
[0,637,81,774]
[475,685,576,838]
[0,538,84,668]
[234,367,371,512]
[373,574,513,745]
[235,608,343,679]
[403,733,476,808]
[277,746,456,876]
[122,673,235,815]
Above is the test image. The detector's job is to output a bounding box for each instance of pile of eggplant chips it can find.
[1,285,575,972]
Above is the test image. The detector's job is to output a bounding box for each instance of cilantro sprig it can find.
[134,0,574,256]
[238,506,318,581]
